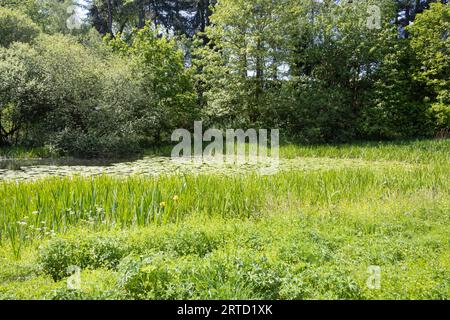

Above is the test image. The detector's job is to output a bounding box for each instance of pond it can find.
[0,156,410,181]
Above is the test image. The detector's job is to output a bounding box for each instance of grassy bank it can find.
[3,138,449,162]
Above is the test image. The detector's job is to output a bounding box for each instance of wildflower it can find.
[32,210,40,215]
[172,195,179,201]
[159,201,166,208]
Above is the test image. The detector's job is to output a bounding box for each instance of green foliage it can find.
[360,33,431,138]
[38,238,78,281]
[0,30,143,155]
[1,143,448,299]
[37,222,225,283]
[108,24,198,144]
[279,139,450,164]
[193,0,286,127]
[2,0,85,35]
[1,139,448,254]
[115,249,287,299]
[0,7,40,48]
[35,0,81,35]
[429,102,450,128]
[1,1,449,149]
[194,0,431,141]
[0,7,199,154]
[408,3,450,131]
[39,33,141,157]
[0,42,48,145]
[39,236,129,281]
[0,146,51,159]
[2,1,450,301]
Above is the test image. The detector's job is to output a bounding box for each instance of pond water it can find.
[0,156,409,181]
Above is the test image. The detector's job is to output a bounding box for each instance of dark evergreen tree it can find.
[85,0,215,37]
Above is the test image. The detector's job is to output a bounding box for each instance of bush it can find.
[0,32,144,156]
[48,129,141,158]
[429,102,450,130]
[117,253,176,299]
[116,248,287,300]
[0,24,199,155]
[39,236,129,281]
[0,42,49,146]
[279,266,364,299]
[38,238,77,281]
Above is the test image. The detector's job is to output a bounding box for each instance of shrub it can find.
[279,266,364,299]
[0,33,144,156]
[39,236,129,281]
[116,248,287,300]
[47,129,141,158]
[117,253,179,299]
[0,42,50,146]
[155,229,222,257]
[38,238,78,281]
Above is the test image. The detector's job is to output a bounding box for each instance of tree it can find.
[0,26,141,155]
[408,2,450,130]
[195,0,415,142]
[1,0,87,35]
[108,24,197,144]
[86,0,216,37]
[0,7,40,47]
[193,0,285,128]
[31,33,143,156]
[0,42,48,145]
[361,32,431,138]
[395,0,448,33]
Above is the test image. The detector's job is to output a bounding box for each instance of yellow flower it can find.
[159,201,166,208]
[172,195,179,201]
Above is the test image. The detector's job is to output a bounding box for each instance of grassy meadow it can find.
[0,139,449,300]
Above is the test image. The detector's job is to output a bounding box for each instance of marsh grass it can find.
[279,139,450,163]
[0,139,448,299]
[1,162,448,254]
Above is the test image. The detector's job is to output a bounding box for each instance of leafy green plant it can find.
[0,7,40,48]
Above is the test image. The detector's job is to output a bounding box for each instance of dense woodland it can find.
[0,0,449,157]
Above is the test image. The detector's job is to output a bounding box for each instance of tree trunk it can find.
[138,7,145,29]
[106,0,113,35]
[256,37,264,94]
